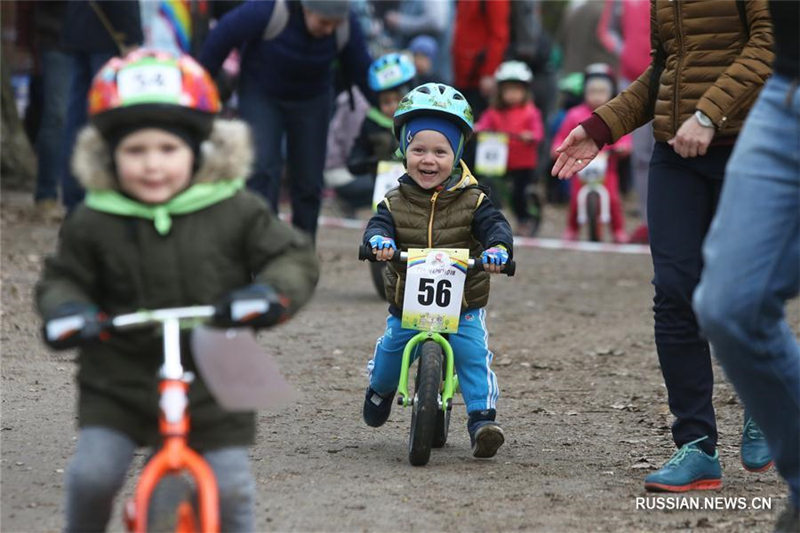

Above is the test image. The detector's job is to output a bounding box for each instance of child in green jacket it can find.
[36,50,319,532]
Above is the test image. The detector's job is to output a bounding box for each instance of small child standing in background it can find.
[474,61,544,236]
[408,35,439,85]
[552,63,631,243]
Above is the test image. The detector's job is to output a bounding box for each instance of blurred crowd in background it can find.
[0,0,652,242]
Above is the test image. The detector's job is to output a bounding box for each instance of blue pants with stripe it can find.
[367,309,499,414]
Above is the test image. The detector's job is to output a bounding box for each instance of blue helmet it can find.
[368,52,416,92]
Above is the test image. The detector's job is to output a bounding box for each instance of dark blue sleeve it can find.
[471,193,514,258]
[363,200,396,245]
[339,11,377,106]
[198,0,275,76]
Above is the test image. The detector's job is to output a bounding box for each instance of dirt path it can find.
[1,190,792,532]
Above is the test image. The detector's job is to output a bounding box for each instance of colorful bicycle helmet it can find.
[88,49,221,140]
[557,72,584,97]
[393,83,474,143]
[368,52,417,93]
[494,60,533,84]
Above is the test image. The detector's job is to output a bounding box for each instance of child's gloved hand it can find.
[368,235,396,261]
[215,284,287,329]
[43,302,107,350]
[481,245,509,274]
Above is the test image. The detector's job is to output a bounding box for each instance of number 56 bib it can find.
[401,249,469,333]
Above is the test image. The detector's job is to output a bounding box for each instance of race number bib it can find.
[402,249,469,333]
[577,152,609,183]
[373,64,405,88]
[117,63,182,104]
[372,161,405,211]
[475,132,509,177]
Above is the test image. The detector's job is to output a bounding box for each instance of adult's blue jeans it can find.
[238,74,331,239]
[647,141,732,452]
[61,51,115,211]
[34,49,72,202]
[367,309,500,414]
[65,426,255,532]
[694,74,800,507]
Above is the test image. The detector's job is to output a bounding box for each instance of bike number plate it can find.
[475,132,509,177]
[577,152,609,183]
[401,248,468,333]
[372,161,405,211]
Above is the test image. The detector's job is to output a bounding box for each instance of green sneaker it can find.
[644,436,722,492]
[741,417,773,472]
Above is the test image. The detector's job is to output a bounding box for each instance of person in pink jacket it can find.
[475,61,544,235]
[552,64,630,243]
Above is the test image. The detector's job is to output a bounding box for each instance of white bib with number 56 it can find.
[401,248,469,333]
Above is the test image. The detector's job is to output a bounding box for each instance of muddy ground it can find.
[1,188,794,532]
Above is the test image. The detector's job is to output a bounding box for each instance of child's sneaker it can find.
[363,387,395,427]
[740,417,773,472]
[644,436,722,492]
[468,409,505,458]
[562,228,579,241]
[613,229,629,244]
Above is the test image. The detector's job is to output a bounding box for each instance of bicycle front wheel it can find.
[146,475,198,533]
[408,341,443,466]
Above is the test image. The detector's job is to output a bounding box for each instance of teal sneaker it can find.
[644,436,722,492]
[741,417,773,472]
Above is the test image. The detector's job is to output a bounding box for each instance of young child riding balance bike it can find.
[36,49,319,532]
[362,83,514,459]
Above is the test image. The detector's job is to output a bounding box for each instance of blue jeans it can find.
[647,141,732,452]
[61,51,115,211]
[65,427,255,532]
[35,49,71,202]
[368,309,500,414]
[694,74,800,507]
[238,74,331,238]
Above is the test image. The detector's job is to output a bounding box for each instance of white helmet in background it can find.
[494,60,533,84]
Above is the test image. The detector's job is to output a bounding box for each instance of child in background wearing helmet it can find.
[474,60,544,236]
[35,50,319,532]
[362,83,514,459]
[344,52,417,212]
[552,63,631,243]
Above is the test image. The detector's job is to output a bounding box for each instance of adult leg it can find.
[647,142,728,453]
[60,52,114,211]
[284,90,332,238]
[695,75,800,507]
[237,74,285,211]
[64,426,137,533]
[204,447,256,533]
[35,49,71,202]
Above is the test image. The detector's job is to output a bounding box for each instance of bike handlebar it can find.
[358,244,516,276]
[110,305,216,330]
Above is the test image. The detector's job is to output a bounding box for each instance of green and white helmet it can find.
[494,60,533,84]
[393,83,474,142]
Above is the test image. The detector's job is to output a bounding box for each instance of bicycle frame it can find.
[114,307,220,533]
[396,331,458,412]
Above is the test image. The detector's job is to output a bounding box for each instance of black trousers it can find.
[647,141,733,452]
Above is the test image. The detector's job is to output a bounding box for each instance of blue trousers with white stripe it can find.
[367,309,499,414]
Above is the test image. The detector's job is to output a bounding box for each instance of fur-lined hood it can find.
[72,119,254,191]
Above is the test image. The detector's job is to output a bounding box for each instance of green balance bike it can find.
[359,244,515,465]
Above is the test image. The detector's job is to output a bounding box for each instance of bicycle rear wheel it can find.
[369,261,387,301]
[408,341,443,466]
[586,191,601,242]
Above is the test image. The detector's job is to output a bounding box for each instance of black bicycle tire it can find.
[369,261,387,301]
[146,474,198,533]
[587,191,601,242]
[408,341,443,466]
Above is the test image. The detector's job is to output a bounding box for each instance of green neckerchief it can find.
[85,179,245,235]
[366,106,394,129]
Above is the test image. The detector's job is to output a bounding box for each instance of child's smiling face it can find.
[114,128,194,204]
[405,130,455,190]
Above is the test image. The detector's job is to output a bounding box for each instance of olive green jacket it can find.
[36,120,319,450]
